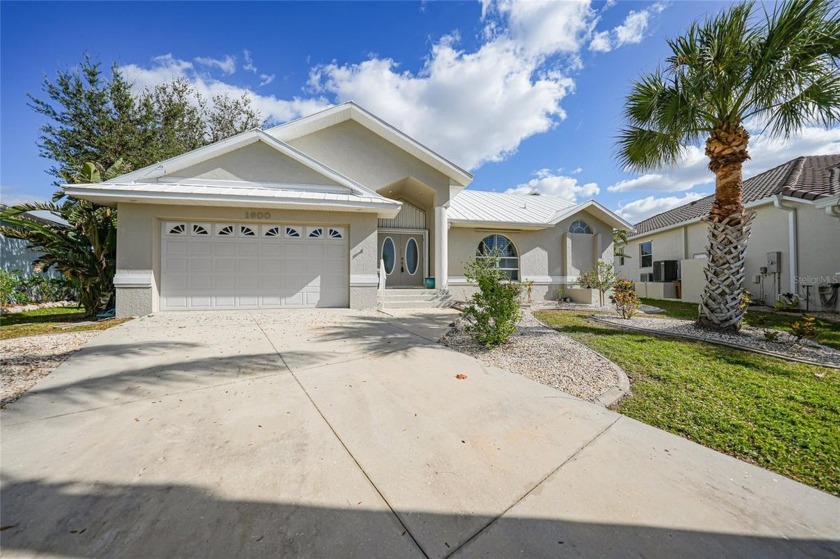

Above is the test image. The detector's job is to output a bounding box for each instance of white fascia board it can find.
[157,176,350,194]
[814,195,840,209]
[64,187,401,218]
[447,219,549,231]
[550,200,634,230]
[268,101,474,187]
[110,130,263,183]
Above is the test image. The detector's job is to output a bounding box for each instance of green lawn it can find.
[641,298,840,350]
[0,306,129,339]
[534,310,839,496]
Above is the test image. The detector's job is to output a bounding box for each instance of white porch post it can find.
[435,205,448,289]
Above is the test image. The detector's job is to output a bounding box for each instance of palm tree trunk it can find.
[698,126,753,331]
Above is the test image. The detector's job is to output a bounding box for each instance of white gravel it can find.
[596,315,839,368]
[441,310,622,402]
[0,331,100,406]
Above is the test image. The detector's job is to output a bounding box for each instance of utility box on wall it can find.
[767,252,781,274]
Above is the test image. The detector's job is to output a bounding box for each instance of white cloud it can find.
[308,0,603,170]
[504,168,599,202]
[259,73,276,87]
[0,186,49,207]
[589,1,666,53]
[615,192,706,223]
[607,125,840,194]
[243,50,257,73]
[194,54,236,75]
[119,55,331,125]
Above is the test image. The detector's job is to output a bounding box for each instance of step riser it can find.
[381,300,453,309]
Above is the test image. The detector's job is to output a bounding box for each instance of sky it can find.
[2,0,838,224]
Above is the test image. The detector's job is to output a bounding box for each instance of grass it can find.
[534,310,840,496]
[641,298,840,350]
[0,306,129,340]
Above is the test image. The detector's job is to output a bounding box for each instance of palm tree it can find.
[617,0,839,331]
[0,161,123,317]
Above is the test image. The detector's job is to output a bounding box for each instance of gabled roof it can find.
[63,129,402,218]
[99,128,383,199]
[631,154,840,238]
[266,102,474,187]
[447,190,632,230]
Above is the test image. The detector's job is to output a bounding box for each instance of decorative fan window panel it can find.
[476,234,519,280]
[569,220,593,234]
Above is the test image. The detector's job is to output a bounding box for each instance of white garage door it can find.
[161,221,349,310]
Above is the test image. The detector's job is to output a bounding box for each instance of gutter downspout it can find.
[773,195,798,296]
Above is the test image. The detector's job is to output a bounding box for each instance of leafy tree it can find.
[617,0,839,331]
[579,261,617,307]
[611,279,641,319]
[613,229,631,260]
[29,57,263,184]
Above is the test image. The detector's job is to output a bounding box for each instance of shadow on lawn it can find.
[0,476,836,559]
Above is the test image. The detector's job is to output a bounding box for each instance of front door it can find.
[380,232,424,287]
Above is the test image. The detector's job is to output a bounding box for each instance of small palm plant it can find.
[617,0,839,331]
[0,161,124,317]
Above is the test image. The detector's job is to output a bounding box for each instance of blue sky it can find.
[2,0,838,223]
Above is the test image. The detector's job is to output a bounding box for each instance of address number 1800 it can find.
[245,211,272,219]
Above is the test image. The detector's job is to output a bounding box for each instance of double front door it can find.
[380,232,424,287]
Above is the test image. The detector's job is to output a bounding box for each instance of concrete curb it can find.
[589,315,840,370]
[529,313,631,408]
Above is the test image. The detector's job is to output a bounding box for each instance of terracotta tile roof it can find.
[630,154,840,237]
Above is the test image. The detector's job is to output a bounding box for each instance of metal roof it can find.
[448,190,576,226]
[631,154,840,237]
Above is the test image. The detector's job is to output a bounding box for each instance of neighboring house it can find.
[65,103,630,317]
[616,155,840,311]
[0,203,59,277]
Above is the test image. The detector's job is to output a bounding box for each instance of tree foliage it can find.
[29,56,263,185]
[579,261,617,307]
[463,254,522,348]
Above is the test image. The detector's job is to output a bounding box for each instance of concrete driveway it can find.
[2,309,838,558]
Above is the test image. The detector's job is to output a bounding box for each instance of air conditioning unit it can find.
[653,260,680,282]
[640,273,654,282]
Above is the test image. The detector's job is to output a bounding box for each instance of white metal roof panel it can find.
[447,190,576,225]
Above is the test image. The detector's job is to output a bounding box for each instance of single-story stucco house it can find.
[65,102,631,317]
[0,204,60,278]
[616,154,840,311]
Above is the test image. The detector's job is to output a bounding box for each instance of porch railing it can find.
[378,259,387,292]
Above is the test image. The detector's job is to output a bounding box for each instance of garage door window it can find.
[285,226,302,238]
[216,225,234,236]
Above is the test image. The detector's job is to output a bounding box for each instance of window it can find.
[308,227,323,239]
[264,226,281,237]
[619,256,625,266]
[328,227,344,239]
[476,234,519,280]
[216,225,234,236]
[240,225,256,237]
[640,241,652,268]
[285,226,301,238]
[569,220,593,234]
[167,223,186,235]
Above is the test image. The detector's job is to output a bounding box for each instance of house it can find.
[616,155,840,311]
[64,102,630,317]
[0,204,60,277]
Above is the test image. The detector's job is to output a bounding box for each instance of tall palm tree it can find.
[617,0,839,331]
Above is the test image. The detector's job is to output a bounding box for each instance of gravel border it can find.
[441,310,629,405]
[0,331,100,407]
[593,315,839,369]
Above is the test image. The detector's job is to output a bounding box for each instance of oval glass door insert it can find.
[382,237,396,274]
[405,238,419,275]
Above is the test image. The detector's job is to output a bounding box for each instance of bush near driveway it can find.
[463,255,522,348]
[535,310,840,497]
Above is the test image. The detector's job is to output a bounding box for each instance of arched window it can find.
[569,219,593,234]
[476,234,519,280]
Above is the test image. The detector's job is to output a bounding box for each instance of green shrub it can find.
[463,255,522,348]
[791,316,819,343]
[0,269,78,306]
[579,261,617,306]
[611,278,640,319]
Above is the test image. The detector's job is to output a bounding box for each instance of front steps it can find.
[378,288,454,310]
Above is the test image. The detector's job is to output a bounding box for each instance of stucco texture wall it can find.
[172,142,341,186]
[115,202,379,316]
[446,211,614,303]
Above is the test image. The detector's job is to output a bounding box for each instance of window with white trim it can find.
[569,220,593,234]
[476,234,519,280]
[640,241,653,268]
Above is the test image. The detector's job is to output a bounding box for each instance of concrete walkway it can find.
[1,309,838,558]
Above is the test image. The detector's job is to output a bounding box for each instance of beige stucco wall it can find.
[446,210,614,303]
[171,142,340,186]
[115,202,379,317]
[288,121,454,204]
[616,201,840,309]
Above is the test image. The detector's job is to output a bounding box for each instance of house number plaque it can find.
[244,211,272,219]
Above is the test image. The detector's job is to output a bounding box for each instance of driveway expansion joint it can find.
[445,414,623,558]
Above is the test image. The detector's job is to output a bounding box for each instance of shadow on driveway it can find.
[1,477,836,559]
